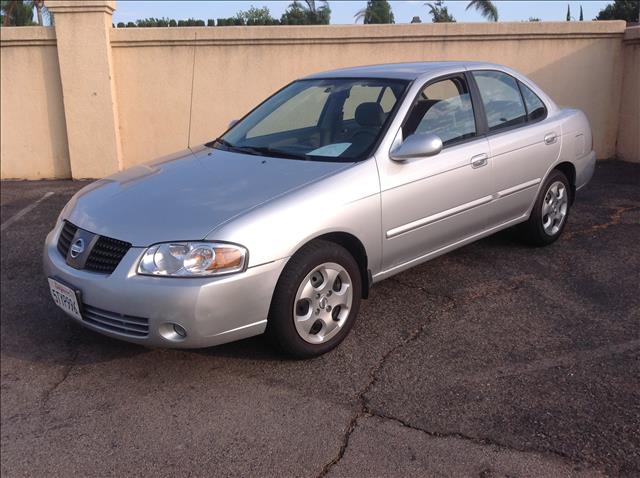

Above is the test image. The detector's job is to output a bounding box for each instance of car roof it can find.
[303,61,503,81]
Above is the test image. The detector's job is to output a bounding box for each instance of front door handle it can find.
[470,153,488,169]
[544,132,558,145]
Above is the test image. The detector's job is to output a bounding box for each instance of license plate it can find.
[48,278,82,321]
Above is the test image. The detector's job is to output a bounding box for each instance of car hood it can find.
[65,146,352,246]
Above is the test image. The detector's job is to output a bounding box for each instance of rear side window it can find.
[472,71,527,132]
[519,82,547,122]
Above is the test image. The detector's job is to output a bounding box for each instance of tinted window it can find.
[472,71,527,131]
[519,82,547,122]
[403,76,476,146]
[248,86,329,138]
[343,85,396,120]
[220,78,408,162]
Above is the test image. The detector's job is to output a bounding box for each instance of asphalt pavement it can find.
[1,160,639,477]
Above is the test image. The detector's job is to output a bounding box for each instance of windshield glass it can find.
[214,78,409,162]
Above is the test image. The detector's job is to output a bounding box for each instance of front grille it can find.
[57,221,78,258]
[85,236,131,274]
[83,304,149,338]
[56,221,131,274]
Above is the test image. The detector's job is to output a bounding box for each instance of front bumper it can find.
[43,223,288,348]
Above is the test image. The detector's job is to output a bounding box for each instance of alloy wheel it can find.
[293,262,353,344]
[542,180,568,236]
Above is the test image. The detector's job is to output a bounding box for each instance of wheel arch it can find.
[553,161,577,204]
[291,232,371,299]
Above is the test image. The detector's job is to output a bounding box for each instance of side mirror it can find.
[228,119,239,129]
[390,133,443,161]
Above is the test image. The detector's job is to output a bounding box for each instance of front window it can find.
[402,75,477,146]
[215,78,408,162]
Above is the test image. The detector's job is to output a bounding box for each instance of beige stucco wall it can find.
[47,0,123,179]
[0,15,636,179]
[616,26,639,163]
[0,27,70,179]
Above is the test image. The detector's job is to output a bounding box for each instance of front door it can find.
[378,74,494,272]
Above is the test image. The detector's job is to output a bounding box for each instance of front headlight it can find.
[137,242,247,277]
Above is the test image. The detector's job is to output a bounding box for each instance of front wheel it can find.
[519,170,571,246]
[266,240,362,358]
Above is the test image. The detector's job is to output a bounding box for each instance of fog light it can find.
[159,322,187,342]
[173,324,187,337]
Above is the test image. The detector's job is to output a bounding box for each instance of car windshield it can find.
[213,78,409,162]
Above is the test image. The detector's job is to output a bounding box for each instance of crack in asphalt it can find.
[564,205,639,239]
[40,326,80,410]
[317,280,456,477]
[317,270,616,476]
[366,409,582,465]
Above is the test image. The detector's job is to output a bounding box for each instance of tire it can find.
[266,240,362,358]
[519,170,571,246]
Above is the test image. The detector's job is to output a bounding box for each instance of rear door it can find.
[470,70,562,226]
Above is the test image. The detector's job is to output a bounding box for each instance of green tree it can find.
[1,0,36,26]
[425,1,456,22]
[281,0,330,25]
[566,4,571,20]
[281,1,306,24]
[302,0,330,24]
[135,17,175,27]
[466,0,498,22]
[595,0,639,23]
[236,6,279,25]
[528,17,540,21]
[411,15,422,23]
[217,17,244,26]
[579,5,584,20]
[354,0,395,24]
[176,18,205,26]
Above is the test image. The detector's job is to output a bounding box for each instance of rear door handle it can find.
[470,153,488,169]
[544,133,558,145]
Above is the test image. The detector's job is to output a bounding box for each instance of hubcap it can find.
[542,181,568,236]
[293,262,353,344]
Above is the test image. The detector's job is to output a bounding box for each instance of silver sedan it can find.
[44,62,596,357]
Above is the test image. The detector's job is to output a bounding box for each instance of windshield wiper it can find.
[238,146,309,161]
[215,138,233,148]
[210,138,309,160]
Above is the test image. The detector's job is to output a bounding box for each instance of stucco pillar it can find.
[47,0,122,178]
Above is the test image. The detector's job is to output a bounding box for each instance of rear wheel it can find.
[267,240,362,358]
[519,170,571,246]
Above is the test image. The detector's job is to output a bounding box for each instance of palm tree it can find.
[466,0,498,22]
[1,0,37,26]
[425,0,456,22]
[354,0,395,24]
[302,0,330,24]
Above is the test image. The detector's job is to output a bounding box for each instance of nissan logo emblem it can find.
[70,238,85,258]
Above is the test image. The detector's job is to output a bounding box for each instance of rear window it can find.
[519,82,547,122]
[472,70,527,132]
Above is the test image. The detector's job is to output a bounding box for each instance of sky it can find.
[111,1,613,25]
